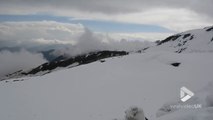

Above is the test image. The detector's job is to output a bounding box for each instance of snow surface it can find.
[157,81,213,120]
[148,26,213,53]
[0,26,213,120]
[0,51,213,120]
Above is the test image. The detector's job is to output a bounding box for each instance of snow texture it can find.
[0,26,213,120]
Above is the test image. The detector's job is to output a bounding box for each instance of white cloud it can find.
[107,32,174,42]
[51,28,152,57]
[0,0,213,32]
[0,0,213,16]
[0,21,154,56]
[0,21,163,51]
[53,8,212,32]
[0,21,85,49]
[0,50,47,77]
[69,8,213,32]
[0,0,212,32]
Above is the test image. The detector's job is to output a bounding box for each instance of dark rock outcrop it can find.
[157,34,181,45]
[206,26,213,32]
[4,50,128,79]
[170,62,181,67]
[183,33,191,39]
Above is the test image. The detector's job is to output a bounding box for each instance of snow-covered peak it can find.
[148,26,213,53]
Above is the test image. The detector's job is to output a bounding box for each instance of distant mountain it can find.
[149,26,213,53]
[2,26,213,80]
[39,49,63,62]
[1,50,128,80]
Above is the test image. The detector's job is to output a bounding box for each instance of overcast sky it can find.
[0,0,212,31]
[0,0,212,47]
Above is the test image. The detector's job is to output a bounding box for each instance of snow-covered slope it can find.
[3,26,213,80]
[157,81,213,120]
[1,51,213,120]
[148,26,213,53]
[0,26,213,120]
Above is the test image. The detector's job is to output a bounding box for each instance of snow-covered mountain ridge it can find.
[149,26,213,53]
[0,26,213,120]
[1,51,213,120]
[2,26,213,80]
[1,50,128,80]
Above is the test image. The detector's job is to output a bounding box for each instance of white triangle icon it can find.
[180,86,194,102]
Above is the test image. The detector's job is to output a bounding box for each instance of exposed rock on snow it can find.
[149,26,213,53]
[170,62,181,67]
[1,50,128,80]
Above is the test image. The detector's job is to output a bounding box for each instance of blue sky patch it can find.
[0,14,172,33]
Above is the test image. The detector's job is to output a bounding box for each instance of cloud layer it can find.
[0,21,84,50]
[0,21,149,77]
[52,28,152,57]
[0,21,153,51]
[0,0,212,31]
[0,0,213,16]
[0,50,47,77]
[0,22,151,77]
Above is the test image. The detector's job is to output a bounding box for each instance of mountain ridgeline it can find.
[1,26,213,81]
[151,26,213,53]
[1,50,128,80]
[26,50,128,75]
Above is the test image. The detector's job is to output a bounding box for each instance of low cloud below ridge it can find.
[0,50,47,78]
[0,21,152,77]
[51,28,152,57]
